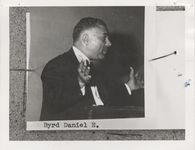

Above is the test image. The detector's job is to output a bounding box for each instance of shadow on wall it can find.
[99,32,144,81]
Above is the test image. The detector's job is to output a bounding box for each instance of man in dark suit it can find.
[40,17,144,121]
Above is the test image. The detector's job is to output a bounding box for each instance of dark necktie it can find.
[89,62,96,86]
[84,61,96,105]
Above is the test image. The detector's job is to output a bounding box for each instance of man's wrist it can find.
[127,81,139,91]
[78,77,86,88]
[77,77,86,95]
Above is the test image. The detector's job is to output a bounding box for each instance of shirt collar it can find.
[72,46,90,63]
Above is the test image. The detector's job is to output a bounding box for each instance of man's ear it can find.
[81,33,89,46]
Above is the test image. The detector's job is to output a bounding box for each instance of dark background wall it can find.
[9,7,185,140]
[29,7,144,75]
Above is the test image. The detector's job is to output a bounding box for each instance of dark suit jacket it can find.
[40,48,144,120]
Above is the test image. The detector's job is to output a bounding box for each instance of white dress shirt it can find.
[73,46,104,106]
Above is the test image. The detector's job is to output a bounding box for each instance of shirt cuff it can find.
[80,86,85,95]
[124,84,132,95]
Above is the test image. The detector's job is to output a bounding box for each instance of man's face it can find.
[86,26,111,60]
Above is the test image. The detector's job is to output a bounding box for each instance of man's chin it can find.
[95,55,105,60]
[99,55,105,60]
[91,54,106,61]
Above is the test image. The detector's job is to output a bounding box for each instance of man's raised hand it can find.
[77,60,91,88]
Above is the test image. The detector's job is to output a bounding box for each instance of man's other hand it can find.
[126,67,144,91]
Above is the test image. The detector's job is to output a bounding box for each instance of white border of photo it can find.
[0,0,194,150]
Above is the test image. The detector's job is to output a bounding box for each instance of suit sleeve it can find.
[40,62,83,120]
[103,78,144,106]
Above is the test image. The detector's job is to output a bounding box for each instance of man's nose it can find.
[105,38,112,47]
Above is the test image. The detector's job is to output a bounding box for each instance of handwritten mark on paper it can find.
[149,51,177,62]
[184,79,191,87]
[177,73,182,77]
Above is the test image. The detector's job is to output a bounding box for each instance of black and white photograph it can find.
[26,7,145,122]
[4,1,194,145]
[24,6,188,132]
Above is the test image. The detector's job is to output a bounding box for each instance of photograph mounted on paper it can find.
[25,6,185,130]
